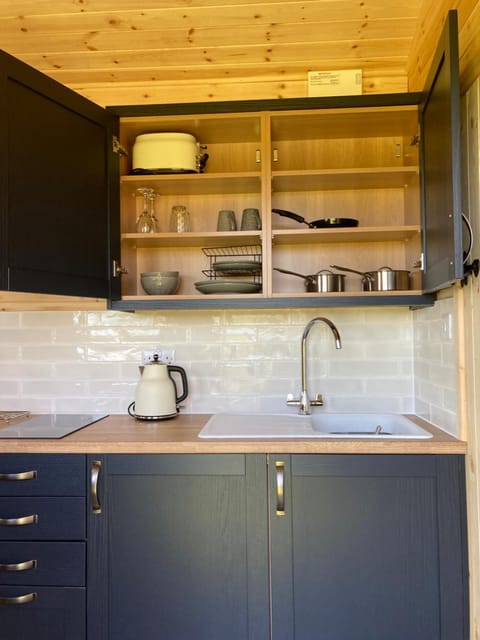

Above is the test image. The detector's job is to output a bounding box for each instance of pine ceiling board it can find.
[0,2,422,31]
[0,0,422,19]
[46,60,408,85]
[17,37,410,73]
[1,19,418,56]
[70,72,408,107]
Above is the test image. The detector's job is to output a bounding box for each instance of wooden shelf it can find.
[121,172,262,195]
[272,225,420,245]
[121,231,263,248]
[272,167,419,192]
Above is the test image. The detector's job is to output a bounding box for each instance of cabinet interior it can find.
[118,105,423,303]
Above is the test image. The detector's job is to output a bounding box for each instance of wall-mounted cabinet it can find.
[109,100,432,310]
[0,11,463,311]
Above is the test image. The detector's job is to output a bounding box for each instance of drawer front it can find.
[0,586,85,640]
[0,498,85,540]
[0,542,85,586]
[0,455,85,497]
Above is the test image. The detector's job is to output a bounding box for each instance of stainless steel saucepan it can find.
[331,265,410,291]
[274,267,346,292]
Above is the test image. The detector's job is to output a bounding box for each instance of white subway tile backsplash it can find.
[22,380,90,396]
[0,303,458,433]
[0,329,53,344]
[0,381,21,395]
[413,296,458,434]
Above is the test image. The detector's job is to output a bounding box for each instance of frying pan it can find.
[272,208,359,229]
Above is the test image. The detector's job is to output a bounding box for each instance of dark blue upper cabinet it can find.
[420,10,463,292]
[0,50,118,299]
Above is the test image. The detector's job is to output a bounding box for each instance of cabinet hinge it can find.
[112,136,128,156]
[112,260,128,277]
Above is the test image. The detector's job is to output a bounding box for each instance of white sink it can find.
[198,412,432,439]
[310,413,432,438]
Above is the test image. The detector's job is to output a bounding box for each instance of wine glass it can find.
[147,190,159,233]
[136,187,155,233]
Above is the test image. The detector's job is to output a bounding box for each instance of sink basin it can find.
[310,413,432,438]
[198,412,432,439]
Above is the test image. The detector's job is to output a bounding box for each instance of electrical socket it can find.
[142,349,175,365]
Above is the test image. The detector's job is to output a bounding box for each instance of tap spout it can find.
[294,316,342,415]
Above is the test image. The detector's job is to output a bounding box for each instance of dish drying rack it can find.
[202,245,262,283]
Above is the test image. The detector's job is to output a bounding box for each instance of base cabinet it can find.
[87,453,468,640]
[0,454,86,640]
[270,454,468,640]
[87,454,269,640]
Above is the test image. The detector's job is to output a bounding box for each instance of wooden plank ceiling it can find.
[0,0,457,107]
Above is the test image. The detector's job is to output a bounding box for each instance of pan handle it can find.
[272,208,308,225]
[330,264,365,276]
[273,267,309,279]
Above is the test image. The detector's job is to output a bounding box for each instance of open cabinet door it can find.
[0,50,119,299]
[420,10,463,293]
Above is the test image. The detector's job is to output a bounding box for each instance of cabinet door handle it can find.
[275,461,285,516]
[0,470,37,481]
[91,460,102,514]
[0,514,38,526]
[0,592,37,605]
[0,559,37,572]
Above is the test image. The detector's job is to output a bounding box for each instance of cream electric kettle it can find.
[128,355,188,420]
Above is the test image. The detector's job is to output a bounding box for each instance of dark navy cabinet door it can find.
[87,454,269,640]
[0,50,118,299]
[269,454,468,640]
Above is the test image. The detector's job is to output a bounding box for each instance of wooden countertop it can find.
[0,413,467,454]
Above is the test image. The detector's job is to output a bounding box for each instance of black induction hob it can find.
[0,414,108,439]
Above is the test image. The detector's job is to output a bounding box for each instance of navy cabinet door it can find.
[0,50,119,299]
[270,454,468,640]
[87,454,269,640]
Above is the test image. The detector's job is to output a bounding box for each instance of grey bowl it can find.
[140,271,179,295]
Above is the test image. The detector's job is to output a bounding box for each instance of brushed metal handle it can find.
[91,460,102,514]
[0,559,37,572]
[0,592,37,605]
[0,470,37,481]
[0,514,38,526]
[275,461,285,516]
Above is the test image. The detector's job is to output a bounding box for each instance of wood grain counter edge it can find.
[0,413,467,454]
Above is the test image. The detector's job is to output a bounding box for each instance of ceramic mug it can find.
[217,209,237,231]
[241,208,261,230]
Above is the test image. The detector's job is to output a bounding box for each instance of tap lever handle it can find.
[310,394,324,406]
[286,393,300,406]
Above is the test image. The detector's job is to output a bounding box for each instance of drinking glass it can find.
[136,187,155,233]
[147,190,158,232]
[169,205,190,232]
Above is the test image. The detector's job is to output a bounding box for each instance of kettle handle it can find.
[167,365,189,404]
